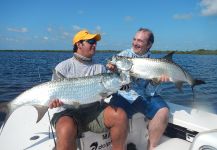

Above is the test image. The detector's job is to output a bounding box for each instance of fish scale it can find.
[0,72,130,130]
[131,58,188,83]
[109,52,205,92]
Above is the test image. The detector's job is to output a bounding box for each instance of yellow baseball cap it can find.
[73,30,101,45]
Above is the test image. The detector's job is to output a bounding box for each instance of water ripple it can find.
[0,52,216,114]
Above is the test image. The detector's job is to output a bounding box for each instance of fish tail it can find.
[0,102,12,134]
[0,102,10,122]
[191,79,206,97]
[193,79,206,88]
[0,101,10,112]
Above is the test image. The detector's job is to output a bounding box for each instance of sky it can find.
[0,0,217,51]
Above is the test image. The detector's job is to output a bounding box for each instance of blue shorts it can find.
[109,93,169,119]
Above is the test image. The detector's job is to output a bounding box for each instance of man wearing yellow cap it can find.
[49,30,128,150]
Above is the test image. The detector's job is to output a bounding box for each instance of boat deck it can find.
[0,102,217,150]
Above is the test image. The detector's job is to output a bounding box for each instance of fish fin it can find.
[120,71,131,85]
[130,72,140,78]
[52,69,66,80]
[33,105,48,123]
[161,51,175,61]
[120,84,130,91]
[175,82,184,92]
[100,93,110,99]
[150,78,161,85]
[72,102,80,109]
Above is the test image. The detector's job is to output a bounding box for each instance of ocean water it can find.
[0,51,217,114]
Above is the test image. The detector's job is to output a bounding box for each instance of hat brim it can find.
[73,30,101,45]
[83,33,101,41]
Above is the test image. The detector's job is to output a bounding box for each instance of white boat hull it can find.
[0,102,217,150]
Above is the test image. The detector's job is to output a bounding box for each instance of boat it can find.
[0,101,217,150]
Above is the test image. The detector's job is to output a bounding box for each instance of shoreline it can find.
[0,49,217,55]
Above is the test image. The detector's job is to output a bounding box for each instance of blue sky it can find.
[0,0,217,51]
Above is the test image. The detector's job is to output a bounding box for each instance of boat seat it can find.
[155,138,191,150]
[190,129,217,150]
[78,113,149,150]
[156,129,217,150]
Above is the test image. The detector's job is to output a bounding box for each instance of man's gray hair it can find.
[138,28,154,44]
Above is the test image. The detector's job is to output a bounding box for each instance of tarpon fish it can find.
[0,72,130,130]
[109,52,205,91]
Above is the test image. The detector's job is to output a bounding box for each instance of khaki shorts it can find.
[51,102,109,137]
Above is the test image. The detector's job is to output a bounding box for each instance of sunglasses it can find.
[85,39,97,45]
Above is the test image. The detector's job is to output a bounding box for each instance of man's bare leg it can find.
[55,116,78,150]
[104,106,128,150]
[148,107,169,150]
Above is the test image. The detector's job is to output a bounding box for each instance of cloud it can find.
[200,0,217,16]
[124,16,134,21]
[5,37,19,42]
[61,32,70,39]
[43,36,48,40]
[173,13,193,20]
[95,25,101,31]
[63,32,69,36]
[7,27,28,33]
[47,27,52,32]
[72,25,82,31]
[94,25,106,35]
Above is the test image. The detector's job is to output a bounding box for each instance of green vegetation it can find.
[0,49,72,52]
[0,49,217,55]
[151,49,217,55]
[0,49,119,53]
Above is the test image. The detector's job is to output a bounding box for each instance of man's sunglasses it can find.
[85,39,97,45]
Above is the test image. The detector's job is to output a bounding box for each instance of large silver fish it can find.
[0,72,130,128]
[109,52,205,91]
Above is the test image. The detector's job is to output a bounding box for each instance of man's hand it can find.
[159,74,170,82]
[120,84,130,91]
[106,63,117,72]
[150,75,170,85]
[49,99,63,109]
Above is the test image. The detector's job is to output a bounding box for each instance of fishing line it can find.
[37,67,42,82]
[47,110,56,147]
[192,91,195,107]
[37,67,56,147]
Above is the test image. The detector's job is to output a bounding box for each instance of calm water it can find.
[0,51,217,114]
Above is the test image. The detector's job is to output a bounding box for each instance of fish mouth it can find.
[109,56,133,72]
[107,56,116,65]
